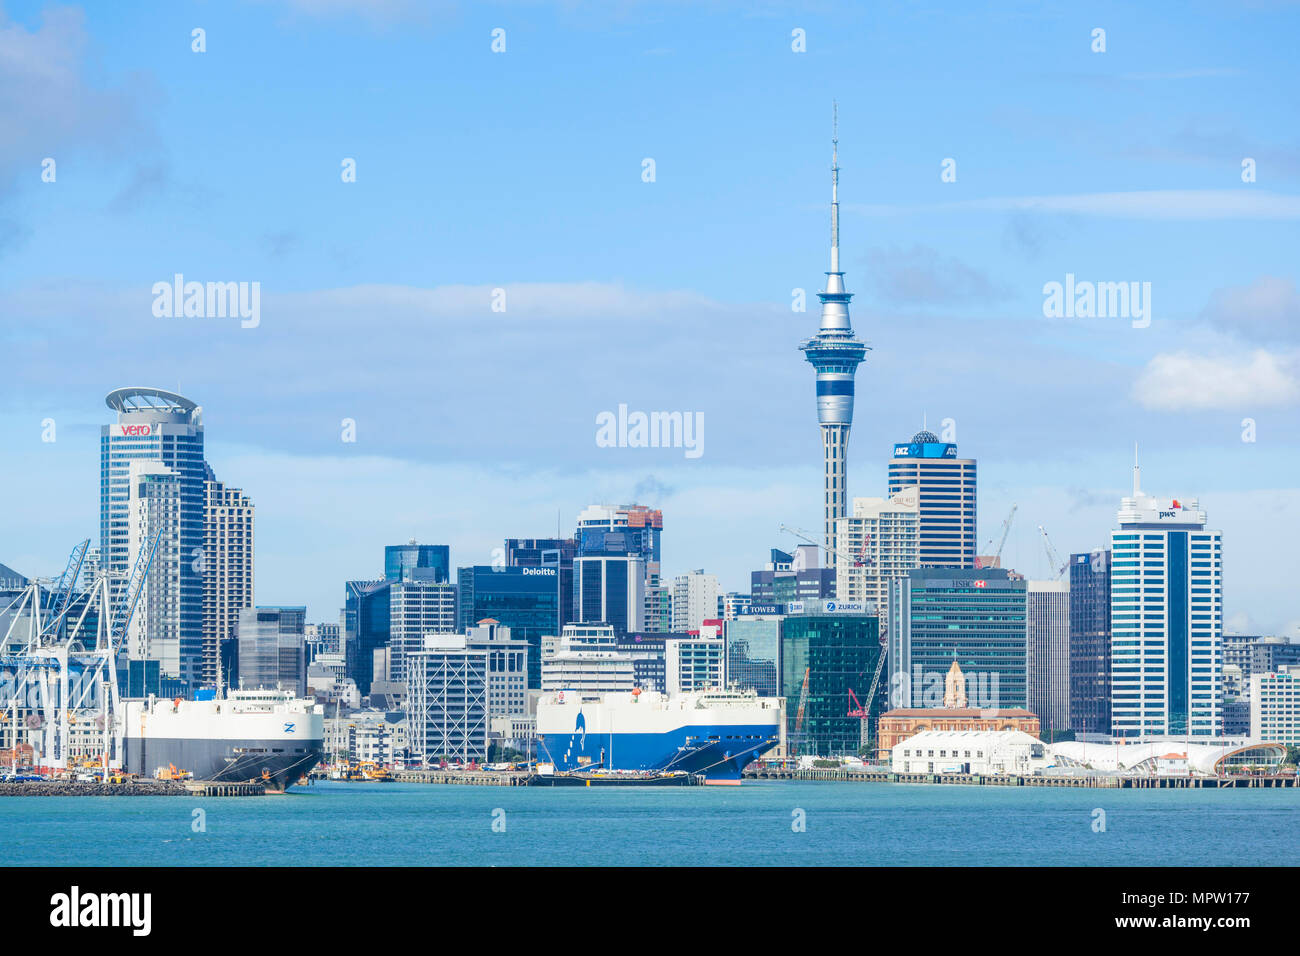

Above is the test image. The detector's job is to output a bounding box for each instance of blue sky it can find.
[2,0,1298,633]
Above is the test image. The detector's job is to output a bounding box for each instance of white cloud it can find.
[1133,349,1300,410]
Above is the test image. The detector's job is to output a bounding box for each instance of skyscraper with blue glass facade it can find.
[457,565,560,688]
[1109,466,1222,738]
[102,388,207,685]
[384,542,450,584]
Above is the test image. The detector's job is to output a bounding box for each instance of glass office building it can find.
[505,537,575,626]
[888,567,1028,711]
[1069,549,1112,735]
[781,605,881,757]
[725,612,783,698]
[344,579,391,696]
[1110,480,1222,738]
[102,388,207,685]
[237,605,307,697]
[384,542,450,584]
[572,554,645,638]
[457,566,560,688]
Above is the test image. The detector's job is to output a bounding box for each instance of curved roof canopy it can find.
[105,387,199,414]
[1050,739,1286,776]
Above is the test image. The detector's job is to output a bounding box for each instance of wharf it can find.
[1,779,189,797]
[394,770,528,786]
[184,781,266,796]
[744,768,1299,788]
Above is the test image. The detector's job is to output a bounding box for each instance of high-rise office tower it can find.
[464,620,530,723]
[1027,580,1070,735]
[385,541,450,584]
[506,537,575,625]
[671,569,720,633]
[102,388,206,684]
[724,610,783,698]
[236,605,307,697]
[888,567,1028,710]
[799,108,868,570]
[387,579,457,683]
[645,583,672,632]
[834,487,921,614]
[887,432,977,569]
[124,461,186,676]
[572,554,646,638]
[1109,460,1223,738]
[575,506,662,631]
[405,635,488,765]
[458,565,560,689]
[202,466,254,687]
[781,601,882,756]
[1068,549,1112,735]
[344,579,391,696]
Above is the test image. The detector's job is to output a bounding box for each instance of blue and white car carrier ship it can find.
[535,688,782,783]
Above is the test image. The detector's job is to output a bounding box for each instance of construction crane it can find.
[790,667,811,759]
[847,642,890,753]
[975,504,1017,569]
[779,524,859,569]
[1037,525,1068,579]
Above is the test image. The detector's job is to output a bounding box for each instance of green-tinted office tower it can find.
[781,607,881,757]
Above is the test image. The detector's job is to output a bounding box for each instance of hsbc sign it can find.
[113,424,153,438]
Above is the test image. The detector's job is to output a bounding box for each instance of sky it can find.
[1,0,1298,634]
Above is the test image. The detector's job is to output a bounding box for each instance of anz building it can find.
[887,432,977,569]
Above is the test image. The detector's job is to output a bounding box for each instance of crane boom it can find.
[791,667,811,758]
[976,504,1017,568]
[779,524,856,567]
[1037,524,1067,579]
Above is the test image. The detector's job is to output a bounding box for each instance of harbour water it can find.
[2,781,1297,866]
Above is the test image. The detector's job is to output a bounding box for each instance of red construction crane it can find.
[790,667,811,758]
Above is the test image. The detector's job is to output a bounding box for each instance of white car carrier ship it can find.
[122,688,324,791]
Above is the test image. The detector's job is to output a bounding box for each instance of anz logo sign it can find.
[283,722,296,734]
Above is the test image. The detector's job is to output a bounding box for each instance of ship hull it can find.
[123,736,323,791]
[123,693,325,792]
[536,690,782,781]
[536,723,779,781]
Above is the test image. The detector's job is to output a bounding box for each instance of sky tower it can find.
[800,105,869,570]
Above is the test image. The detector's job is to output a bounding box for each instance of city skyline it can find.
[2,1,1298,636]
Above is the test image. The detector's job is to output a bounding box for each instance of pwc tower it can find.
[800,108,869,569]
